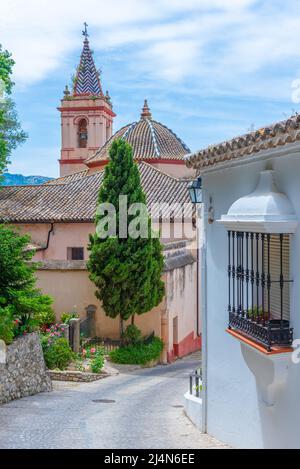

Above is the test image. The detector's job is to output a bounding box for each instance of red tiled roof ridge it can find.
[46,169,101,186]
[185,113,300,170]
[44,169,89,185]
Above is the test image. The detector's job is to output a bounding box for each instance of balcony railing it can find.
[189,369,202,398]
[227,231,293,351]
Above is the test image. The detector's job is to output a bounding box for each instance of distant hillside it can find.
[1,173,53,186]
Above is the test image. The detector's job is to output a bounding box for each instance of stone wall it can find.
[48,370,108,382]
[0,333,52,405]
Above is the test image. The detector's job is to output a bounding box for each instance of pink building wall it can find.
[13,222,200,363]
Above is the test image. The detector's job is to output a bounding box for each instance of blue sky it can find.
[2,0,300,177]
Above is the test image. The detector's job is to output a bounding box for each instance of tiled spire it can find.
[141,99,152,120]
[73,24,103,96]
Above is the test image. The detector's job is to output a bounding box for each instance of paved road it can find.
[0,353,226,449]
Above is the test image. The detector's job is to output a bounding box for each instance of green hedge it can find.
[42,337,74,370]
[109,337,163,365]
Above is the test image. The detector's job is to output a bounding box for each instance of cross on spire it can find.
[82,22,89,39]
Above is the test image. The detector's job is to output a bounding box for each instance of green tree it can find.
[0,45,27,176]
[88,139,165,335]
[0,46,15,93]
[0,225,53,340]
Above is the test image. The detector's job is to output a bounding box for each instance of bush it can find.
[0,225,54,338]
[60,312,79,325]
[42,338,74,370]
[0,306,15,345]
[122,324,142,344]
[36,305,56,330]
[90,351,105,373]
[109,337,163,365]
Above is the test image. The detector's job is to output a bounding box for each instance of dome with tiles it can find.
[86,100,190,165]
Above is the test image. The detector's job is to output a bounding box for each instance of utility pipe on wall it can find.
[35,223,54,252]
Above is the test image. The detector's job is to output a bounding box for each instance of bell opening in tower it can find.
[78,118,88,148]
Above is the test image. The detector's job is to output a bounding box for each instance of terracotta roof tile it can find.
[0,163,192,223]
[185,113,300,171]
[45,169,89,185]
[86,118,190,165]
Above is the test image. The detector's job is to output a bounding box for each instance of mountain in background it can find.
[1,173,53,186]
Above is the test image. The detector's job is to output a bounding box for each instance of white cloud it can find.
[140,40,200,82]
[1,0,300,100]
[0,0,257,86]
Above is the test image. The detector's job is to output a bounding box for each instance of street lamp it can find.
[188,177,202,204]
[187,177,202,341]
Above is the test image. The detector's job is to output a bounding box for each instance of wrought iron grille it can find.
[227,231,293,351]
[189,369,202,398]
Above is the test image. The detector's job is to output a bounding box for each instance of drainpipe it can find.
[196,235,201,337]
[36,223,54,252]
[199,195,208,434]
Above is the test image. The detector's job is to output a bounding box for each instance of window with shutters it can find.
[67,247,84,261]
[227,231,293,351]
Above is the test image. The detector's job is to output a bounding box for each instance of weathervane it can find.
[82,22,89,39]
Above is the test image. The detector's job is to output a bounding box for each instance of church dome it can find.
[86,100,190,166]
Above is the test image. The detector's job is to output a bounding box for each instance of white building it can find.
[185,115,300,449]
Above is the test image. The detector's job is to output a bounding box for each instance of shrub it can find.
[122,324,142,344]
[0,306,15,345]
[0,225,54,338]
[109,337,163,365]
[42,338,74,370]
[35,305,56,331]
[90,350,105,373]
[60,312,79,325]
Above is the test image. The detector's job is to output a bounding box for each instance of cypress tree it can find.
[88,139,165,335]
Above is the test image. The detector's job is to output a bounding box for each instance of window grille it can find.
[227,231,293,350]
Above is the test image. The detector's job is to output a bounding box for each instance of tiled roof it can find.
[0,163,192,223]
[45,169,89,185]
[185,113,300,171]
[86,102,190,165]
[73,38,103,96]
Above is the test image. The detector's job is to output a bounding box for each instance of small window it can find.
[78,119,88,148]
[67,247,84,261]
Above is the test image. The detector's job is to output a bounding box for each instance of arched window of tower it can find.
[78,119,88,148]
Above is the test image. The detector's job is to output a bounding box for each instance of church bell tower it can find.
[58,24,116,177]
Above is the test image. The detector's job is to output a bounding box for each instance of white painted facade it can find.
[200,147,300,449]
